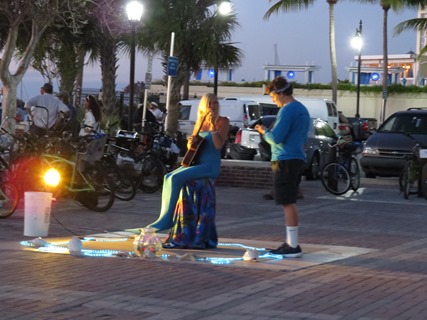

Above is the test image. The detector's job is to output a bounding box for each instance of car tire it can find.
[306,153,320,180]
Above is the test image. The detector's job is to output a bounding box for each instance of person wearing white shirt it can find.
[79,95,102,136]
[148,102,164,122]
[24,83,69,136]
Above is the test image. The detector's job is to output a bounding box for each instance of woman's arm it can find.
[82,112,96,134]
[212,116,229,150]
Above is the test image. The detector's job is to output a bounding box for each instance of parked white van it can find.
[224,95,339,134]
[178,99,262,137]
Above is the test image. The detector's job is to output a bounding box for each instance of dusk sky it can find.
[17,1,419,100]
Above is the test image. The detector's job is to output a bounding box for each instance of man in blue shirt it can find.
[255,76,310,257]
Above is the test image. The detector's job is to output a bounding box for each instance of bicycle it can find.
[6,131,116,212]
[113,129,166,194]
[100,136,137,201]
[0,130,19,218]
[398,143,427,200]
[320,137,362,195]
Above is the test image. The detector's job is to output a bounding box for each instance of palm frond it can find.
[264,0,316,20]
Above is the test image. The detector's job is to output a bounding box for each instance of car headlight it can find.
[362,146,379,156]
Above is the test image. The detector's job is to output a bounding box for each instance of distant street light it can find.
[126,1,143,130]
[351,20,363,118]
[213,1,232,96]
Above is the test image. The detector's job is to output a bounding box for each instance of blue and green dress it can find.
[146,132,221,248]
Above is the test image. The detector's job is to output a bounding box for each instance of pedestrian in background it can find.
[148,102,164,122]
[255,76,310,257]
[79,95,102,136]
[57,91,79,137]
[24,83,69,136]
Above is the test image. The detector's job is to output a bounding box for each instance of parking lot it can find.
[1,177,426,319]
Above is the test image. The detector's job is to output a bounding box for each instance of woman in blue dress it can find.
[145,93,229,242]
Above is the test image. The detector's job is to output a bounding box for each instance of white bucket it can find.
[24,192,53,237]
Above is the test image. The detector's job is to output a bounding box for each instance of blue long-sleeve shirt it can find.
[263,100,310,161]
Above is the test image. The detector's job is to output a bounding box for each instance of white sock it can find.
[286,226,298,248]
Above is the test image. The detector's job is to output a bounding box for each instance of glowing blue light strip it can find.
[21,240,285,262]
[20,241,35,247]
[259,253,284,260]
[218,242,266,251]
[38,246,69,254]
[83,237,129,242]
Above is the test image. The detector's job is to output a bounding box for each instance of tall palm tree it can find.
[264,0,339,104]
[359,0,427,123]
[28,0,128,116]
[394,5,427,83]
[137,0,243,137]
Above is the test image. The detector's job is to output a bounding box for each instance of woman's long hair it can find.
[197,93,219,130]
[86,95,102,122]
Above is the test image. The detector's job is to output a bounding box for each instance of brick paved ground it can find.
[1,178,426,320]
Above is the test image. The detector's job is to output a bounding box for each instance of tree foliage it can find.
[136,0,243,136]
[264,0,339,104]
[0,0,89,130]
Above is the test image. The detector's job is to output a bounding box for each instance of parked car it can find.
[346,116,378,141]
[233,116,337,180]
[178,99,261,137]
[338,111,353,139]
[360,108,427,178]
[224,95,340,134]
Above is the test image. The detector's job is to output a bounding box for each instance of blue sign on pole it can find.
[167,56,179,77]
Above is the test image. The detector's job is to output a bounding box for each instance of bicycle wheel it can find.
[401,162,419,199]
[10,157,45,196]
[78,166,115,212]
[349,157,360,191]
[137,154,166,194]
[0,183,19,218]
[104,165,136,201]
[321,162,351,195]
[402,164,411,199]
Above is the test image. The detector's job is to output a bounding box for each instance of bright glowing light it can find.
[21,239,286,263]
[371,73,380,81]
[44,168,60,187]
[126,1,143,21]
[351,31,363,52]
[218,1,231,15]
[83,237,129,242]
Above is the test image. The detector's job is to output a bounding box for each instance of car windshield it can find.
[179,105,191,120]
[379,113,427,134]
[247,104,261,121]
[249,116,276,129]
[313,119,337,139]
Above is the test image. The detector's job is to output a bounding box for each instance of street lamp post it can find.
[126,1,143,130]
[351,20,363,118]
[213,1,231,96]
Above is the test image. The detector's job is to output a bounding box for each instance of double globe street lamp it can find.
[351,20,363,118]
[126,1,143,130]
